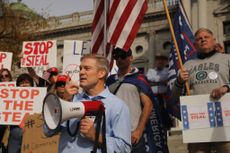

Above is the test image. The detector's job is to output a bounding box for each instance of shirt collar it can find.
[81,87,110,100]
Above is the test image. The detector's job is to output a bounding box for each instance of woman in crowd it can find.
[0,68,13,152]
[7,73,34,153]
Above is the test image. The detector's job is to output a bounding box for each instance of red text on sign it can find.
[0,88,39,99]
[0,52,6,62]
[24,41,53,55]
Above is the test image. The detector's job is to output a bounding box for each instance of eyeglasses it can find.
[0,74,10,79]
[56,81,66,87]
[112,53,128,60]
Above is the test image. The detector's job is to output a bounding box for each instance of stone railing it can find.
[40,0,178,31]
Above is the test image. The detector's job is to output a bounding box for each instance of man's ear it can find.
[130,55,134,62]
[98,69,106,79]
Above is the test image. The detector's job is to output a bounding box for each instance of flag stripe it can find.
[123,0,148,50]
[116,0,144,49]
[107,0,120,27]
[92,0,104,32]
[109,0,137,46]
[92,27,104,54]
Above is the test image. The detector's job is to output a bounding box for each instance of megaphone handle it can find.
[67,120,80,137]
[91,109,107,153]
[101,112,107,153]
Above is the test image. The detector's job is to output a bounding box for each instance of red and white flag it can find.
[91,0,148,57]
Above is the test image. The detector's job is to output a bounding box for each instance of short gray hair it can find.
[81,54,110,77]
[194,28,213,38]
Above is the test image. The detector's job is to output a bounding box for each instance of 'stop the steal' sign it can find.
[0,87,47,125]
[21,40,57,67]
[180,93,230,143]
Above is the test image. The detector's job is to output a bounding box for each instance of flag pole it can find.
[162,0,190,95]
[103,0,107,57]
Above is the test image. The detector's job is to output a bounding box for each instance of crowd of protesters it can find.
[0,28,229,153]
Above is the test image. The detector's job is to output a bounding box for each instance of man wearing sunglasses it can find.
[106,48,169,153]
[54,75,70,99]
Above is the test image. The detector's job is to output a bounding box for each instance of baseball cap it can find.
[47,67,59,74]
[56,75,70,83]
[112,48,132,59]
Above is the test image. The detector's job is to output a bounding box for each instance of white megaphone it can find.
[42,93,104,130]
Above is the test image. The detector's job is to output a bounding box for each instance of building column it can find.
[148,30,155,69]
[198,0,207,28]
[182,0,191,23]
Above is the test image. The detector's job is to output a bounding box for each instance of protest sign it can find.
[0,87,46,125]
[0,51,13,70]
[0,82,16,87]
[21,41,57,76]
[63,40,90,82]
[180,93,230,143]
[21,113,59,153]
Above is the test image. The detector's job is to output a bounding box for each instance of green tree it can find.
[0,1,47,70]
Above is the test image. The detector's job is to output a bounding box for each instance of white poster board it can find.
[21,40,57,76]
[63,40,90,82]
[0,82,16,87]
[0,87,47,125]
[0,51,13,70]
[180,93,230,143]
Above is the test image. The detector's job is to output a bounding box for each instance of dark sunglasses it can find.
[0,74,10,78]
[50,72,58,76]
[56,81,66,87]
[112,53,128,60]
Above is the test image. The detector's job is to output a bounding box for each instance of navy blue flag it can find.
[166,1,197,118]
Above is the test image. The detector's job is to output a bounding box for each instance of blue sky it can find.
[10,0,93,17]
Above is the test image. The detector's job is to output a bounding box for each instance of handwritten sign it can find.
[63,40,90,82]
[21,40,57,69]
[0,51,13,70]
[0,87,46,125]
[180,93,230,143]
[21,114,59,153]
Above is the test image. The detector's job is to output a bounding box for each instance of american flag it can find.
[166,1,197,118]
[91,0,148,59]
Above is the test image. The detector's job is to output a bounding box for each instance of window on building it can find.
[135,45,143,54]
[224,41,230,54]
[223,21,230,35]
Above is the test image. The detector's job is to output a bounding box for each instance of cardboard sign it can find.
[0,87,47,125]
[63,40,90,82]
[180,93,230,143]
[21,40,57,69]
[21,114,59,153]
[0,51,13,70]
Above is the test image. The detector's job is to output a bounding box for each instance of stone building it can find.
[35,0,230,74]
